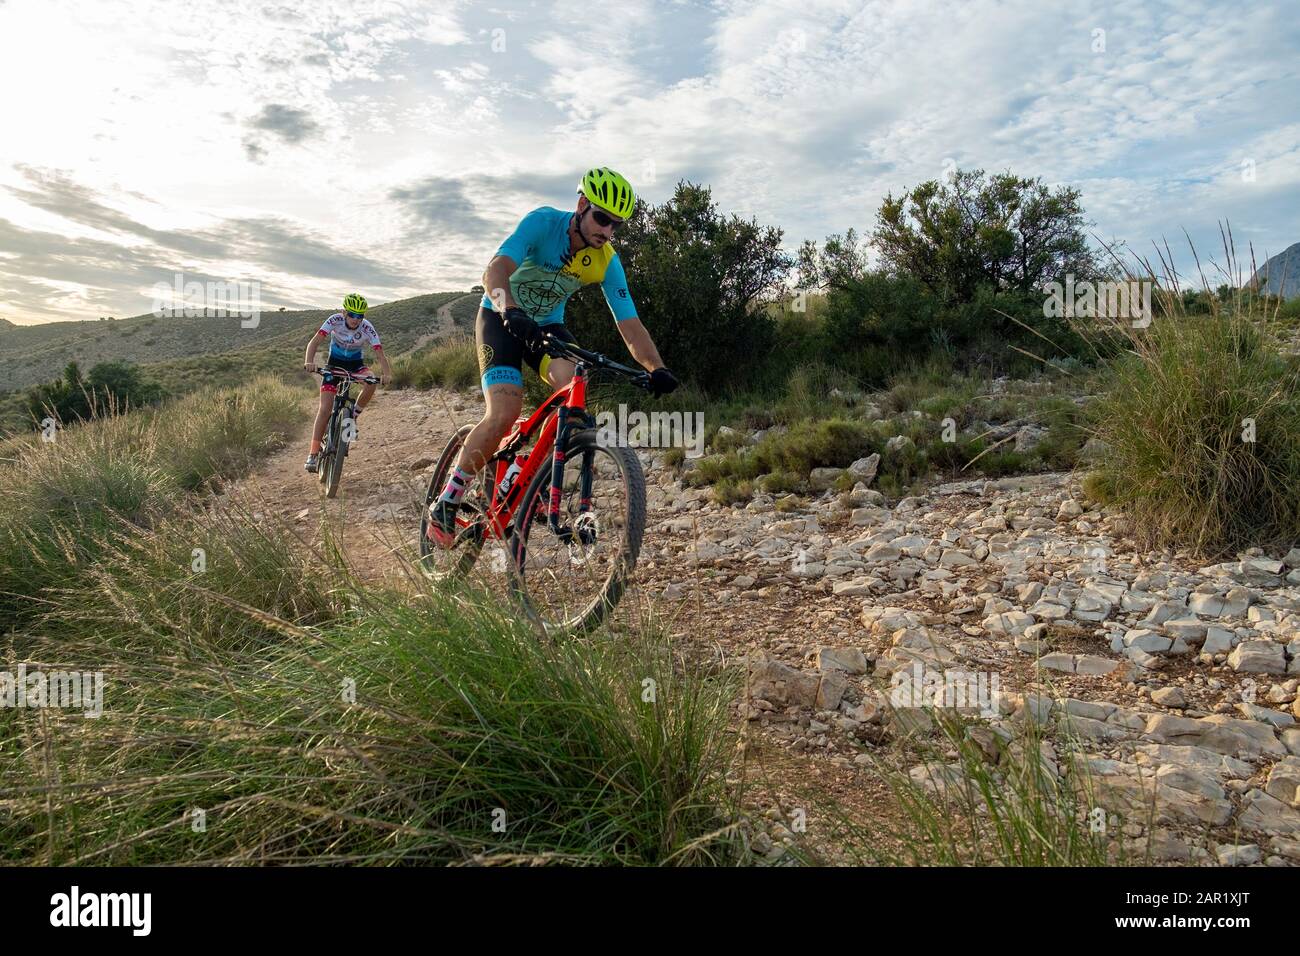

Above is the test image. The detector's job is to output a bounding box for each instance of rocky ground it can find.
[224,383,1300,867]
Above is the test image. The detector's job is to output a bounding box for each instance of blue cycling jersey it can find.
[479,206,637,326]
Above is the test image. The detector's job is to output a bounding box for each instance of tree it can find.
[796,228,870,293]
[873,168,1105,304]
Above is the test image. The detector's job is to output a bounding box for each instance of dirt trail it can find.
[223,385,479,587]
[404,292,476,355]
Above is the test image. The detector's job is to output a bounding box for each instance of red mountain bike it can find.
[418,333,650,636]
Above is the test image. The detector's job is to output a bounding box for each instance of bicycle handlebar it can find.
[312,366,381,385]
[538,332,651,389]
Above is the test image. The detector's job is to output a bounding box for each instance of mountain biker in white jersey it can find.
[303,292,392,473]
[426,167,679,546]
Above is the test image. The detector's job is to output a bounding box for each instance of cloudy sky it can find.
[1,0,1296,324]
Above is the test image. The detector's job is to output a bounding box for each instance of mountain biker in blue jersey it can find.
[303,293,392,473]
[426,167,679,546]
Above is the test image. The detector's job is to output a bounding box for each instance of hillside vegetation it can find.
[0,291,479,434]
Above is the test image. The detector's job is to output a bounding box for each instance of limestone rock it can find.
[1202,626,1235,655]
[1152,687,1186,709]
[847,454,880,484]
[1216,844,1262,866]
[818,647,868,675]
[808,467,843,491]
[1056,500,1083,520]
[747,659,819,708]
[1229,641,1287,674]
[1264,756,1300,808]
[1238,789,1300,834]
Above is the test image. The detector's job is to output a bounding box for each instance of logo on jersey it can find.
[515,278,569,317]
[478,343,494,372]
[323,314,378,357]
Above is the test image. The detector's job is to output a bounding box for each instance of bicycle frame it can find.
[328,382,357,432]
[475,361,598,542]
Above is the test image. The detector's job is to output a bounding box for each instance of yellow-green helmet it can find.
[578,167,636,220]
[343,292,368,315]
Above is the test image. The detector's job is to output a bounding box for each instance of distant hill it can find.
[1250,242,1300,299]
[0,292,476,393]
[0,291,480,434]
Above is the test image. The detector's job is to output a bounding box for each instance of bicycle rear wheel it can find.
[509,429,645,636]
[418,424,491,581]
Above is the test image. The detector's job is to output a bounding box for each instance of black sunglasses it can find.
[589,208,624,230]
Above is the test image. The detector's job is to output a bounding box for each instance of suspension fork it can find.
[547,367,594,533]
[334,390,351,439]
[327,380,349,435]
[548,404,570,534]
[547,409,597,539]
[578,448,594,514]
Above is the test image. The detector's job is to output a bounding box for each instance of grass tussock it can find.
[0,376,303,630]
[817,708,1145,866]
[1082,231,1300,555]
[1,533,747,865]
[390,336,480,391]
[32,502,348,654]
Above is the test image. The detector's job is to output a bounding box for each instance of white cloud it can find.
[1,0,1296,323]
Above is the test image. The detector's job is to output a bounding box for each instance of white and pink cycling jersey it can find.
[318,313,382,362]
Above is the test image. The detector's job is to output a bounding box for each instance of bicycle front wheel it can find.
[324,410,347,498]
[509,429,645,637]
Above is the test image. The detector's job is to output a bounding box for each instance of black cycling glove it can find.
[503,307,542,348]
[648,367,679,397]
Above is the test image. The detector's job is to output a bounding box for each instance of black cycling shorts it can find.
[475,306,577,391]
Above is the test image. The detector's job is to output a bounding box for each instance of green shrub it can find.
[759,418,876,474]
[712,476,754,505]
[776,362,864,423]
[822,272,942,360]
[759,470,804,496]
[23,360,166,426]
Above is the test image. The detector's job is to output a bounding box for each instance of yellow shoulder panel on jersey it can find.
[561,243,616,287]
